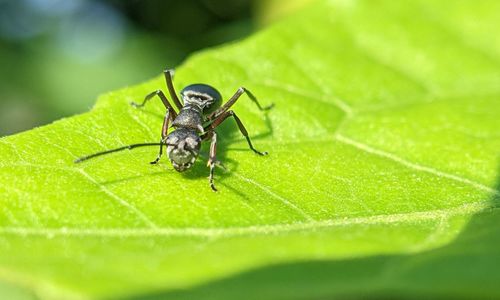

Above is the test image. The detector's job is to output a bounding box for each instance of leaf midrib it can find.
[0,202,495,239]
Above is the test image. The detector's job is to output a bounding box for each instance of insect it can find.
[75,69,273,191]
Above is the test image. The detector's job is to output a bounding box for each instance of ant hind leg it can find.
[131,90,178,118]
[207,110,268,156]
[163,69,183,111]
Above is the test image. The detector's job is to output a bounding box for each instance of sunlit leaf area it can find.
[0,0,499,299]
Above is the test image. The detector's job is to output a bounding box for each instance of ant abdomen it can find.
[181,83,222,113]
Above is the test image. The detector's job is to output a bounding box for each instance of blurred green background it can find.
[0,0,311,136]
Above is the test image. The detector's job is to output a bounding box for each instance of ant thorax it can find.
[171,106,204,132]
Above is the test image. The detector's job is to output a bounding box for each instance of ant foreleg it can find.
[150,141,163,165]
[150,111,172,165]
[207,131,218,191]
[207,110,268,156]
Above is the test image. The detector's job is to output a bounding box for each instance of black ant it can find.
[75,69,273,191]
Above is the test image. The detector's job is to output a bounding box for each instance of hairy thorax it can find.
[171,107,204,132]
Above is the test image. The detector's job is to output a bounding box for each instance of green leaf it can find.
[1,0,500,299]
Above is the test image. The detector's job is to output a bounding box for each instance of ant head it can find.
[166,128,201,172]
[180,84,222,108]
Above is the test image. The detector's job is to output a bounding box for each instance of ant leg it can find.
[242,88,274,111]
[131,90,178,118]
[207,87,273,121]
[207,110,268,156]
[150,111,172,165]
[164,69,183,111]
[198,134,227,172]
[150,141,163,165]
[207,131,218,191]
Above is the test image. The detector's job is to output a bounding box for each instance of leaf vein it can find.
[231,172,315,221]
[335,134,499,195]
[76,169,158,229]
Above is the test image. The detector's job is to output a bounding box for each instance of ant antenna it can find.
[74,143,163,163]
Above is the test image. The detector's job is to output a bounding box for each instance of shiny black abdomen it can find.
[180,83,222,113]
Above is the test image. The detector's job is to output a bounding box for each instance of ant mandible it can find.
[75,69,273,191]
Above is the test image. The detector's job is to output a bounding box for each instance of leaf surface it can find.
[1,0,500,299]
